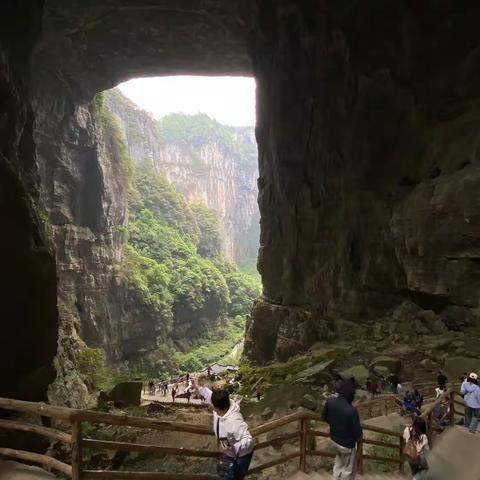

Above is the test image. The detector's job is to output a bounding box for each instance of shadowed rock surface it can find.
[1,0,480,404]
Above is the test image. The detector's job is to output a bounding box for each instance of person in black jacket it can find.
[322,381,362,479]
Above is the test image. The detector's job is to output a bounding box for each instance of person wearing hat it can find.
[460,373,480,433]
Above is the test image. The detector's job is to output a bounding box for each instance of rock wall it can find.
[244,0,480,364]
[105,90,259,266]
[0,1,58,402]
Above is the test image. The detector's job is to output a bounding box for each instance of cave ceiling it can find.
[36,0,251,99]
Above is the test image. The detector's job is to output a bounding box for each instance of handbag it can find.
[216,418,237,478]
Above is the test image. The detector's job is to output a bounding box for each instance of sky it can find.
[118,76,256,127]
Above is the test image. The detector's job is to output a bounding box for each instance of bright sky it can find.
[118,76,256,127]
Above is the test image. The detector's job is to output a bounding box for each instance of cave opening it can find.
[79,75,261,381]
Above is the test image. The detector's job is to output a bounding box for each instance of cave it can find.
[1,0,480,402]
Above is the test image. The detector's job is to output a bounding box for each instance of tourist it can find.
[366,378,372,394]
[171,385,177,403]
[413,389,424,411]
[379,375,387,393]
[207,365,212,377]
[366,378,378,399]
[403,391,416,414]
[403,417,429,479]
[322,381,362,479]
[437,371,448,390]
[196,382,254,480]
[460,372,468,383]
[149,380,155,396]
[390,374,399,394]
[186,389,192,404]
[432,398,451,428]
[370,378,378,398]
[460,372,480,433]
[435,385,446,399]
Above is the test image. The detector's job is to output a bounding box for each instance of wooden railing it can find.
[0,396,409,478]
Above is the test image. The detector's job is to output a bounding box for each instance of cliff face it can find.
[244,1,480,364]
[105,90,259,268]
[32,91,129,405]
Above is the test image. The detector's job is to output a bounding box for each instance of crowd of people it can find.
[138,366,479,480]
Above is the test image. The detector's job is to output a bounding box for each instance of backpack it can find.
[402,428,420,464]
[403,439,420,463]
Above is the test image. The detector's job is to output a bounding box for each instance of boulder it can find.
[300,394,317,411]
[420,358,438,372]
[373,365,390,377]
[444,357,480,380]
[105,382,143,407]
[419,310,447,334]
[371,356,401,373]
[294,359,334,383]
[340,365,369,386]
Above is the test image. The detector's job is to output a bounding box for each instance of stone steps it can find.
[288,471,406,480]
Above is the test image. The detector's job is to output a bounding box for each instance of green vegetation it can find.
[235,348,351,396]
[173,315,246,373]
[77,346,147,391]
[93,92,133,183]
[190,203,223,258]
[121,160,260,376]
[158,113,257,166]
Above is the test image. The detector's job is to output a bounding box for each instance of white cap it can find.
[468,372,478,380]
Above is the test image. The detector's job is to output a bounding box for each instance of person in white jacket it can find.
[198,385,254,479]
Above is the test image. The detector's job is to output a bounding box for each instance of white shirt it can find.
[403,427,429,454]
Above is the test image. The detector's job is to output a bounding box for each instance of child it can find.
[198,384,254,479]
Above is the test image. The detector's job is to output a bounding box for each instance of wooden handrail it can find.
[0,418,71,443]
[0,447,72,476]
[0,394,409,478]
[251,409,303,436]
[254,431,301,450]
[360,423,402,438]
[83,472,217,479]
[362,437,399,449]
[0,396,212,435]
[83,439,218,458]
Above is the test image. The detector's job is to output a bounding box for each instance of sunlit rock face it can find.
[104,90,259,266]
[244,0,480,363]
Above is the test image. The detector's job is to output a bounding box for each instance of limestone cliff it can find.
[244,1,480,364]
[105,90,259,269]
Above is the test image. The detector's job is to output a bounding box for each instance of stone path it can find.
[0,460,56,480]
[142,392,204,405]
[288,471,406,479]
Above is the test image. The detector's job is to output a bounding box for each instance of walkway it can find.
[142,392,203,405]
[0,460,56,480]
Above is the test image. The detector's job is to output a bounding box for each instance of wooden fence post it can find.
[399,435,405,474]
[449,392,455,426]
[357,435,364,476]
[299,417,307,472]
[71,420,83,480]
